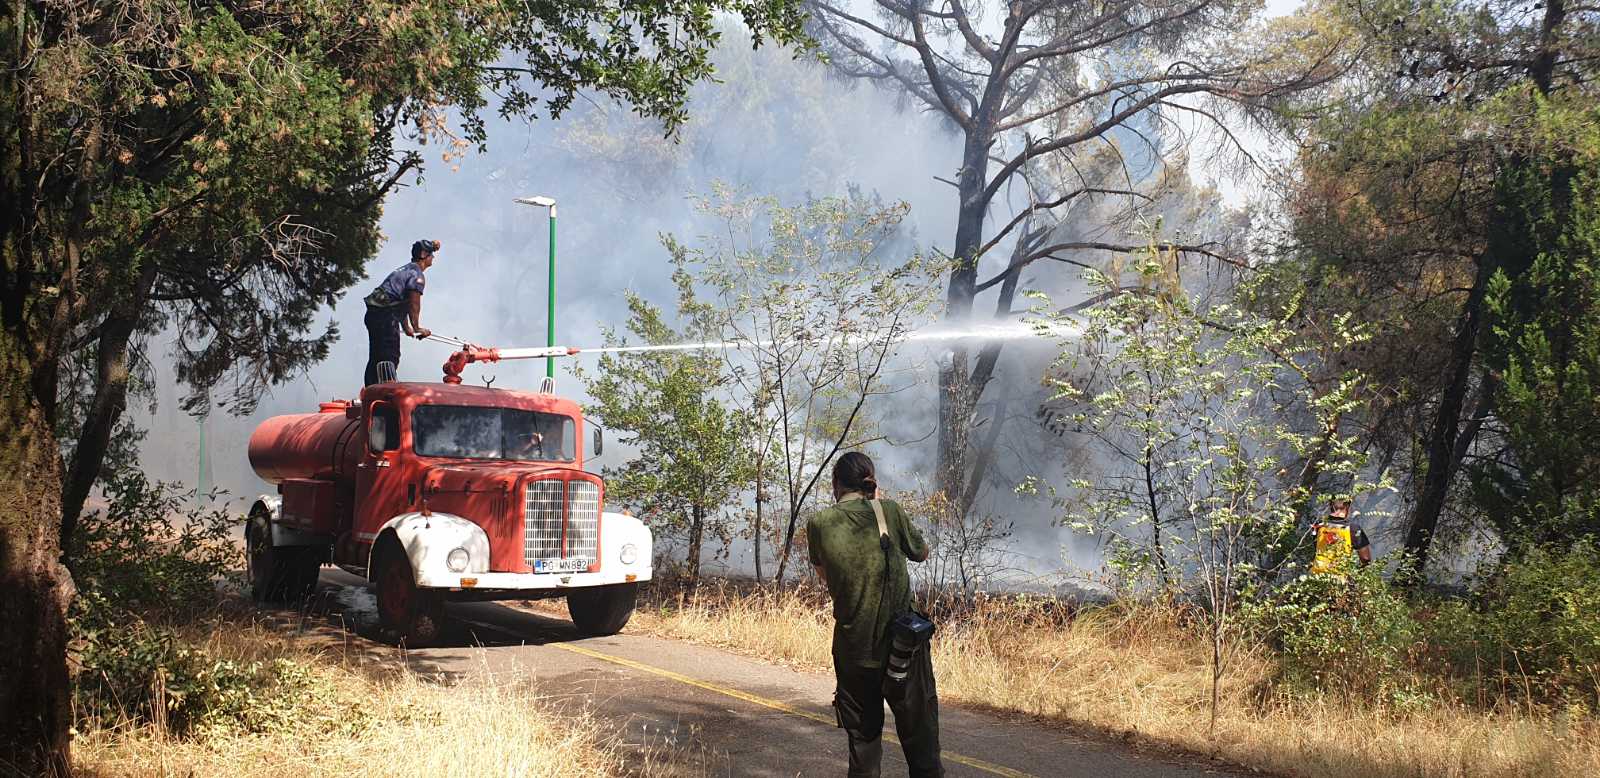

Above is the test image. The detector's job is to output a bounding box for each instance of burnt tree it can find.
[809,0,1342,516]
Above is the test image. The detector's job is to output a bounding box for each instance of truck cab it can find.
[246,381,652,645]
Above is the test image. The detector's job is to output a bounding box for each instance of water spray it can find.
[426,317,1080,385]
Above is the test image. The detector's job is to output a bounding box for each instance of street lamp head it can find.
[514,195,556,208]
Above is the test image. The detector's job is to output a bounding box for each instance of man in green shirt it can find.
[808,452,944,778]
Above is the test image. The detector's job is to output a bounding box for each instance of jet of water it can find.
[901,319,1081,344]
[579,341,749,356]
[430,317,1080,359]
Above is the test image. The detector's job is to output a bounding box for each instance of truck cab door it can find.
[353,401,410,546]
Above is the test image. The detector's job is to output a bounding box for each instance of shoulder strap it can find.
[869,499,889,540]
[871,499,893,632]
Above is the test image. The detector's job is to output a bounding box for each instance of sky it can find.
[131,1,1312,588]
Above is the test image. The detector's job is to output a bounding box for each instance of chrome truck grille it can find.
[523,480,601,564]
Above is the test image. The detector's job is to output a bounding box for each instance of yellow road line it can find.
[551,641,1034,778]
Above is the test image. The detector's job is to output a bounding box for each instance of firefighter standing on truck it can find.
[363,239,438,386]
[1311,497,1372,580]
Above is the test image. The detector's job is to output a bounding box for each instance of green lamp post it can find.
[514,195,558,379]
[197,413,210,501]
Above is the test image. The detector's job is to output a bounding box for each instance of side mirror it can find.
[368,414,388,453]
[367,401,396,453]
[591,424,604,457]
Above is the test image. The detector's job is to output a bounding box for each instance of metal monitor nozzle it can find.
[439,342,581,385]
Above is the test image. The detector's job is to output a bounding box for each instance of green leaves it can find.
[1244,565,1424,705]
[584,188,942,578]
[6,0,808,417]
[1279,0,1600,566]
[1041,244,1374,594]
[479,0,809,136]
[576,286,756,579]
[63,470,320,737]
[1476,99,1600,547]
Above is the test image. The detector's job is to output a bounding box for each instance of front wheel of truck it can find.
[374,539,445,647]
[567,582,639,636]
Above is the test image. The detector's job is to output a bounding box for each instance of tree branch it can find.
[973,240,1242,293]
[907,2,976,127]
[812,7,956,122]
[978,187,1152,259]
[946,0,997,64]
[984,82,1225,202]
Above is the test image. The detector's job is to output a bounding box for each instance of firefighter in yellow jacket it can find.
[1311,498,1372,579]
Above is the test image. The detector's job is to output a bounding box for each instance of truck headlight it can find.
[447,547,470,572]
[619,543,638,566]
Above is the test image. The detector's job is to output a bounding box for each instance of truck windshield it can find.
[411,405,576,462]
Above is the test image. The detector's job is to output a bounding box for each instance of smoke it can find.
[132,31,963,515]
[128,24,1254,589]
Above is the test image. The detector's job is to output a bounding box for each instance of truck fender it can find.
[248,495,331,548]
[600,512,654,579]
[366,512,491,585]
[246,496,279,547]
[248,495,283,526]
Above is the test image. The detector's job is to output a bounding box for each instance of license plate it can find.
[534,557,590,574]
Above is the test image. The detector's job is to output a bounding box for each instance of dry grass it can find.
[72,616,637,778]
[630,579,1600,778]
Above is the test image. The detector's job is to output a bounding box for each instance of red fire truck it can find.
[245,345,651,645]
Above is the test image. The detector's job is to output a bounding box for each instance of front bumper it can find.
[376,509,654,592]
[415,566,651,590]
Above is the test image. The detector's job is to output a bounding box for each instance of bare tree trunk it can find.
[1406,259,1491,577]
[0,329,75,775]
[687,505,704,585]
[1209,628,1223,736]
[936,132,994,507]
[60,264,156,545]
[774,501,799,583]
[955,241,1033,519]
[2,9,74,763]
[752,435,775,583]
[959,396,1009,517]
[1145,454,1170,589]
[753,482,763,583]
[1407,0,1570,574]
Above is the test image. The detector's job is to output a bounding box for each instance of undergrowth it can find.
[629,571,1600,778]
[64,472,629,776]
[66,472,254,737]
[72,615,632,778]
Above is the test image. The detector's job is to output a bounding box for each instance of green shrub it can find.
[65,471,317,736]
[71,596,325,736]
[1246,566,1424,705]
[1430,541,1600,710]
[65,470,240,612]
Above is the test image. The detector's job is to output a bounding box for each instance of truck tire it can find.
[247,516,319,603]
[567,582,639,636]
[374,540,445,647]
[285,547,324,601]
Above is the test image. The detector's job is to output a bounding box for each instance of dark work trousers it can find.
[363,306,402,386]
[832,648,944,778]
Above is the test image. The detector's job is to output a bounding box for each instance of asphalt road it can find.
[295,570,1247,778]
